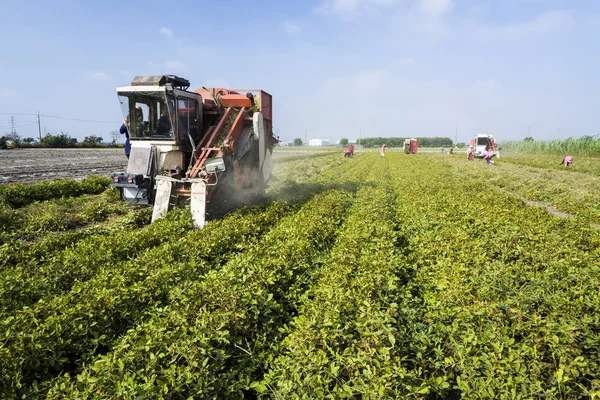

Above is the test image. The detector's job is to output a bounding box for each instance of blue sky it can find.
[1,0,599,144]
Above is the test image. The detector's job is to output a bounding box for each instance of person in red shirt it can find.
[380,144,387,157]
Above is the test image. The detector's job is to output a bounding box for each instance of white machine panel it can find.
[191,181,207,229]
[151,179,172,223]
[127,146,153,175]
[122,187,149,205]
[252,112,263,141]
[262,149,273,183]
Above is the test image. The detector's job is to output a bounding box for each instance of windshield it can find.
[477,137,488,146]
[118,91,175,140]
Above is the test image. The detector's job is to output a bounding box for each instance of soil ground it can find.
[0,149,128,184]
[0,148,331,184]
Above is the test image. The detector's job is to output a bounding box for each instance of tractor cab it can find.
[113,75,204,204]
[117,75,203,153]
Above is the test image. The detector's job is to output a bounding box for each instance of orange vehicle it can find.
[111,75,278,228]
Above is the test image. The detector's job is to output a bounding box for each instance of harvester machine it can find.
[110,75,278,228]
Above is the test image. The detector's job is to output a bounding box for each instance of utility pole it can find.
[37,111,42,141]
[305,129,307,145]
[455,126,458,145]
[528,125,531,137]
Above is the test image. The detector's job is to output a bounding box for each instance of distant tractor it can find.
[471,134,499,159]
[404,138,418,154]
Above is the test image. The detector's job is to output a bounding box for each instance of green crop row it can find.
[0,207,151,272]
[0,202,290,399]
[0,188,138,235]
[260,169,420,397]
[385,154,600,398]
[499,153,600,176]
[0,176,110,209]
[0,208,192,318]
[445,155,600,225]
[48,190,353,399]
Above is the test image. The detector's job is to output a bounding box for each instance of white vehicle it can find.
[471,134,500,159]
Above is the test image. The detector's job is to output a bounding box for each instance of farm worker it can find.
[449,146,454,155]
[560,155,573,167]
[119,123,131,159]
[348,144,354,157]
[483,150,494,165]
[467,145,474,160]
[120,107,143,159]
[157,106,172,137]
[380,143,387,157]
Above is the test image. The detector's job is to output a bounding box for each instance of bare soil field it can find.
[0,149,128,184]
[0,148,329,184]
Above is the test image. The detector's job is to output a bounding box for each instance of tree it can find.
[339,138,349,146]
[0,136,7,149]
[22,137,35,144]
[293,138,303,146]
[110,130,120,146]
[83,135,103,147]
[524,136,535,142]
[40,132,78,148]
[7,131,21,144]
[356,136,453,148]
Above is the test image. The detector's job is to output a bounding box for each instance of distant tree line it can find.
[356,137,454,148]
[1,131,122,149]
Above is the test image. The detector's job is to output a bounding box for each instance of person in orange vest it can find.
[380,143,387,157]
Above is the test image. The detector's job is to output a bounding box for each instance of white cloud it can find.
[0,89,16,97]
[393,57,416,66]
[315,0,397,16]
[203,78,233,88]
[504,10,575,34]
[283,21,301,34]
[160,27,173,37]
[472,79,501,94]
[326,69,388,97]
[165,60,186,69]
[418,0,453,16]
[86,71,111,81]
[467,9,576,38]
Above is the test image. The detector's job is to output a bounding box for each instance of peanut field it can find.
[1,151,599,399]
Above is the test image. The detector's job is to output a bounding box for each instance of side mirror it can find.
[204,157,226,173]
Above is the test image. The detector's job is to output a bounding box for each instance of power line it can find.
[0,112,120,124]
[16,122,39,129]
